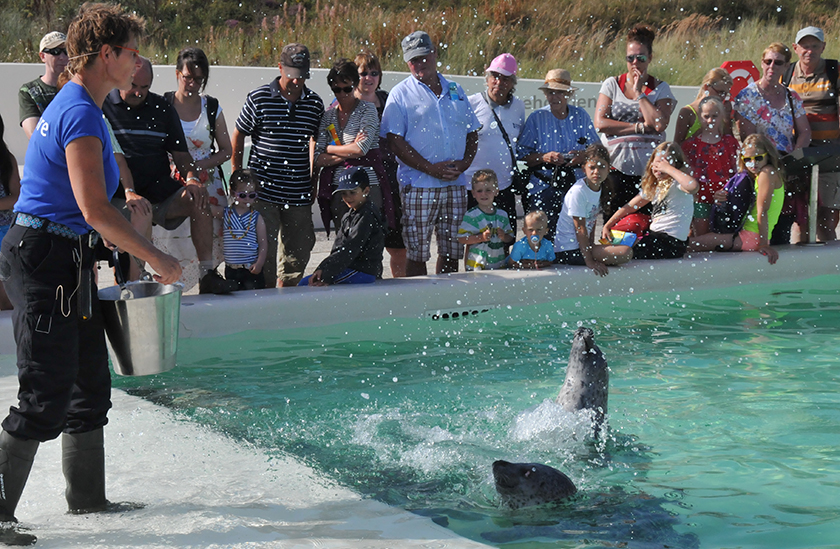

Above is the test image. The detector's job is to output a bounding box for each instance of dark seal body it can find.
[492,460,577,509]
[556,327,609,426]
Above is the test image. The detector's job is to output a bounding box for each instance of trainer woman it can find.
[0,3,180,542]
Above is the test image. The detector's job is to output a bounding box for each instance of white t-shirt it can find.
[464,92,526,190]
[643,181,694,241]
[554,178,602,252]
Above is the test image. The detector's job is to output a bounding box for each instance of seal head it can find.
[556,327,609,427]
[492,460,577,509]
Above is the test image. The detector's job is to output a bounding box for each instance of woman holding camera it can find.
[518,68,599,241]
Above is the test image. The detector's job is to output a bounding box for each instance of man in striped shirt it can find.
[231,44,325,287]
[786,26,840,242]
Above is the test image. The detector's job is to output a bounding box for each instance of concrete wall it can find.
[1,62,698,166]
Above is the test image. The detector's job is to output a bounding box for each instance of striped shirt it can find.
[787,60,840,141]
[235,79,324,206]
[315,100,380,186]
[223,207,261,265]
[458,206,513,270]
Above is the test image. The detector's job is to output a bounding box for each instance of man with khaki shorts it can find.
[785,26,840,242]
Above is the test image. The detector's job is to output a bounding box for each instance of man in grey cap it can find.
[380,31,481,276]
[18,31,69,139]
[231,43,324,287]
[783,26,840,241]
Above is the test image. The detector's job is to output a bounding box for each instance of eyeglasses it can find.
[710,87,731,100]
[42,47,67,56]
[115,44,140,58]
[742,154,767,163]
[762,58,786,67]
[331,85,354,94]
[626,54,649,63]
[234,191,258,200]
[359,70,380,78]
[179,71,205,85]
[488,71,514,81]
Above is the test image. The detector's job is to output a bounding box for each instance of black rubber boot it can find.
[62,428,107,514]
[0,430,39,546]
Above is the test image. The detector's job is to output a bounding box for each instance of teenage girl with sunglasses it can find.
[220,169,267,290]
[688,134,784,264]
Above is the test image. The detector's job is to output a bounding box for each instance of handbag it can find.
[709,171,755,233]
[483,93,529,195]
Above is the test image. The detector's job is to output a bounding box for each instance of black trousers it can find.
[225,265,266,290]
[0,225,111,442]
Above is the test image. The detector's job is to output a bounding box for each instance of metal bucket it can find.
[98,280,182,376]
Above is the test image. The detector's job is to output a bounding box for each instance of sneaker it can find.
[199,269,238,295]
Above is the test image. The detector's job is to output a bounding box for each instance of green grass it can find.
[4,0,840,85]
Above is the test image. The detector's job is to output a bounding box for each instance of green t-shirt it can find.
[19,77,58,125]
[458,205,514,270]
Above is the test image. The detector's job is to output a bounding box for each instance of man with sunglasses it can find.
[18,31,69,139]
[784,26,840,242]
[231,43,324,287]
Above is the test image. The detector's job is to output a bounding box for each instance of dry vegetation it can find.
[4,0,840,85]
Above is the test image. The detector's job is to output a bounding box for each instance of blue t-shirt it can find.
[16,82,118,235]
[509,237,555,263]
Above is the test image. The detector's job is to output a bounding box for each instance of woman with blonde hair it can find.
[673,67,734,144]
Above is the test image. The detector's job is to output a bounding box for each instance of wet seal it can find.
[556,327,609,429]
[492,460,577,509]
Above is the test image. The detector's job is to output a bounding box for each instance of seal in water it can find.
[492,460,577,509]
[556,327,609,427]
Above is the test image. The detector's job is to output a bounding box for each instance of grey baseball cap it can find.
[795,26,825,44]
[401,31,434,63]
[280,43,311,79]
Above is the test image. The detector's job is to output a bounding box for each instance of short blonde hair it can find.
[471,169,498,190]
[762,42,792,64]
[524,210,548,229]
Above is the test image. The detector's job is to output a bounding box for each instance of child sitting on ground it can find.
[602,142,698,260]
[553,144,633,276]
[220,169,267,290]
[300,167,384,285]
[457,169,516,270]
[681,96,739,236]
[508,210,555,269]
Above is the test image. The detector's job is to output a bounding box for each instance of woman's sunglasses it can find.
[762,58,786,67]
[234,191,258,200]
[742,154,767,163]
[331,85,354,94]
[359,70,380,78]
[626,54,648,63]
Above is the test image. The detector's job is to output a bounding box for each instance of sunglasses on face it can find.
[331,85,354,94]
[742,154,767,163]
[359,70,380,77]
[762,58,785,67]
[43,47,67,56]
[626,54,648,63]
[234,191,258,200]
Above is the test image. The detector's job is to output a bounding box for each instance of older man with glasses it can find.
[18,31,69,139]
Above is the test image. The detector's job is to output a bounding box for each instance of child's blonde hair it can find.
[524,210,548,229]
[739,133,784,177]
[696,67,733,100]
[641,142,687,201]
[471,169,499,190]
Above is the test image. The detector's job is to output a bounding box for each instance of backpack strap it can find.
[782,62,795,87]
[163,90,175,105]
[206,95,219,148]
[826,59,839,93]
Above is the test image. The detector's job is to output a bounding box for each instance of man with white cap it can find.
[18,31,69,139]
[380,31,481,276]
[464,53,527,234]
[783,26,840,242]
[231,43,324,287]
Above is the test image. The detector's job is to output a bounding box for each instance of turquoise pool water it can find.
[116,274,840,548]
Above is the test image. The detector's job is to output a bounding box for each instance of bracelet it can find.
[635,122,645,135]
[186,176,200,184]
[124,188,136,194]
